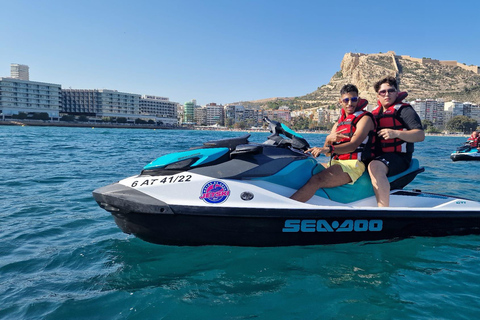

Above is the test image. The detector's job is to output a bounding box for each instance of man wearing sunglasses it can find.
[291,84,375,202]
[369,76,425,207]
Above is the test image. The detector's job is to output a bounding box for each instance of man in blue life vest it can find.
[368,76,425,207]
[290,84,375,202]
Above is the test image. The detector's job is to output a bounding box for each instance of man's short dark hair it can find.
[340,84,358,95]
[374,76,398,92]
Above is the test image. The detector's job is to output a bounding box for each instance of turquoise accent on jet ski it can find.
[319,159,421,203]
[250,158,328,199]
[281,123,304,139]
[144,147,229,170]
[257,157,421,203]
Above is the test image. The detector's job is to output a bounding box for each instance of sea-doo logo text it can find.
[200,180,230,204]
[282,219,383,232]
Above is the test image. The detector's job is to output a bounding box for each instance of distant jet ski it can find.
[451,143,480,161]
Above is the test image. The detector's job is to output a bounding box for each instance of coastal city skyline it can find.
[2,0,480,106]
[1,62,479,132]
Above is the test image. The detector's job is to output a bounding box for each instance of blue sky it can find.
[2,0,479,105]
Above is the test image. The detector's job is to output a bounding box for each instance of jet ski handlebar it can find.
[263,117,310,151]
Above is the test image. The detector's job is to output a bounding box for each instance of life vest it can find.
[472,137,480,147]
[467,134,479,146]
[371,92,413,154]
[333,98,375,161]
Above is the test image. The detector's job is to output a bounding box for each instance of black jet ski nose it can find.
[92,183,173,214]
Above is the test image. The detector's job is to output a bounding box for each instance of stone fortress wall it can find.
[345,51,479,74]
[398,52,479,74]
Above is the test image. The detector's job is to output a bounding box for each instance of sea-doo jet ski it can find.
[450,143,480,161]
[93,118,480,246]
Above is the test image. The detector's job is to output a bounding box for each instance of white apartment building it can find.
[470,105,480,122]
[62,89,140,118]
[0,77,61,118]
[194,106,207,125]
[444,100,464,115]
[205,103,223,126]
[411,99,445,126]
[140,95,178,126]
[10,64,29,81]
[225,105,245,123]
[412,99,426,120]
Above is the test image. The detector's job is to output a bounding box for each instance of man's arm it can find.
[329,115,374,155]
[323,123,339,147]
[377,106,425,142]
[378,128,425,142]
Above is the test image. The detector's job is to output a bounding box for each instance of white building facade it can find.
[0,77,61,118]
[140,95,178,126]
[10,64,29,81]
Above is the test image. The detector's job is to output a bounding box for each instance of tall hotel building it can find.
[139,95,178,125]
[61,89,140,118]
[183,100,196,123]
[10,64,30,81]
[0,77,62,118]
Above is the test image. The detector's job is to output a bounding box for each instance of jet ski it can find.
[93,118,480,247]
[450,143,480,161]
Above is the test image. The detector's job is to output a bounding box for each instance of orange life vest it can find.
[333,99,375,161]
[371,102,413,154]
[467,134,479,147]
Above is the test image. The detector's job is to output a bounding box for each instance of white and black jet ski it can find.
[450,143,480,161]
[93,118,480,246]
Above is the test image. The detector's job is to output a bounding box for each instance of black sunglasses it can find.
[342,97,359,103]
[378,89,396,96]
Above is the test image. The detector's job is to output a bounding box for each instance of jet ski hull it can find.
[106,203,480,247]
[451,144,480,161]
[93,182,480,247]
[450,151,480,161]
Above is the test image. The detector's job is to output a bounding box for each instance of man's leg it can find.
[290,164,352,202]
[368,160,390,207]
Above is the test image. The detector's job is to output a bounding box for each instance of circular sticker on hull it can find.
[199,180,230,204]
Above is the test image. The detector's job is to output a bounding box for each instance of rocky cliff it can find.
[300,51,480,109]
[246,51,480,110]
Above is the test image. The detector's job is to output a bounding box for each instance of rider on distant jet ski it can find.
[467,131,480,150]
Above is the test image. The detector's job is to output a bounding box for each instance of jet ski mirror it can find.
[263,117,310,151]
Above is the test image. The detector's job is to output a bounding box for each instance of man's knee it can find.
[368,160,387,175]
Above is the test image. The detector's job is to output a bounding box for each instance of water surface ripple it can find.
[1,126,479,319]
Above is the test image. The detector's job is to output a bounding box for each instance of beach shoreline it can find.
[0,119,469,137]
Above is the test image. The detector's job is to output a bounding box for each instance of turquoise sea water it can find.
[1,125,480,320]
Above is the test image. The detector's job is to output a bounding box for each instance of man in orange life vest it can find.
[368,76,425,207]
[290,84,375,202]
[467,131,479,149]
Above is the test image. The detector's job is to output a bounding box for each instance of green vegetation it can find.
[332,71,343,79]
[12,112,28,119]
[422,120,441,133]
[32,112,50,120]
[446,115,478,133]
[60,115,75,122]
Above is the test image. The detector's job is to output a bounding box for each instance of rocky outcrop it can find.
[299,51,480,110]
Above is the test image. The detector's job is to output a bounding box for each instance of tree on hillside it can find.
[446,115,478,133]
[422,120,433,130]
[292,116,310,130]
[234,121,246,130]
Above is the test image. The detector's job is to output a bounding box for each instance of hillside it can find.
[240,51,480,110]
